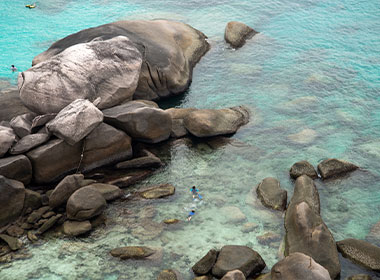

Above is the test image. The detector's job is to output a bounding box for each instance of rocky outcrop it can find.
[66,186,107,221]
[0,176,25,227]
[20,36,142,114]
[290,175,320,214]
[184,106,249,137]
[10,133,50,155]
[221,270,246,280]
[337,239,380,272]
[289,160,318,179]
[270,252,331,280]
[165,108,197,138]
[139,184,175,199]
[63,220,92,236]
[256,177,287,211]
[46,99,103,145]
[49,174,93,208]
[192,249,219,275]
[103,101,172,143]
[0,155,32,185]
[86,183,122,201]
[317,159,358,179]
[0,126,16,157]
[212,245,266,278]
[224,21,258,49]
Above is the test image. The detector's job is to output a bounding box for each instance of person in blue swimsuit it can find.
[190,186,202,200]
[187,210,195,221]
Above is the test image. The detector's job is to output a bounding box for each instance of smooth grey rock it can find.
[0,176,25,227]
[271,252,331,280]
[192,249,219,275]
[212,245,266,278]
[10,133,50,154]
[66,186,107,221]
[63,220,92,236]
[184,106,249,137]
[0,126,16,157]
[46,99,103,145]
[31,114,56,132]
[103,101,172,143]
[221,270,246,280]
[318,158,358,179]
[224,21,258,49]
[20,36,142,114]
[337,239,380,272]
[290,175,320,214]
[32,20,210,101]
[10,113,35,138]
[289,160,318,179]
[256,177,287,211]
[0,155,32,185]
[86,183,122,201]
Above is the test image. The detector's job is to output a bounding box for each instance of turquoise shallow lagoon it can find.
[1,0,380,279]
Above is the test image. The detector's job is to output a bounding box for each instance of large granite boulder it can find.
[192,249,219,275]
[184,106,249,137]
[0,126,16,157]
[317,159,358,179]
[284,202,340,279]
[103,101,172,143]
[66,186,107,221]
[49,174,93,208]
[289,175,320,214]
[270,252,331,280]
[20,36,142,114]
[46,99,103,145]
[224,21,258,49]
[289,160,318,179]
[212,245,266,278]
[256,177,287,211]
[32,20,210,101]
[10,133,50,155]
[165,108,197,138]
[337,239,380,272]
[0,176,25,227]
[0,155,32,185]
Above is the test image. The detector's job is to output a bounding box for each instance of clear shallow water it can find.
[1,0,380,279]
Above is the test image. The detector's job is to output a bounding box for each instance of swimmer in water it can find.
[187,210,195,221]
[190,186,202,200]
[10,65,17,72]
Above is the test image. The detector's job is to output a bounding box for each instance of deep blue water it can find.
[1,0,380,279]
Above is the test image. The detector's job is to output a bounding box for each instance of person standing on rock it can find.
[190,186,202,200]
[187,210,195,221]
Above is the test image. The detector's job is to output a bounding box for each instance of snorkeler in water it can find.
[190,186,202,200]
[187,210,195,221]
[10,65,17,72]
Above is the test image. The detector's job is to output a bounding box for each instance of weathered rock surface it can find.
[31,114,56,132]
[288,128,317,145]
[86,183,122,201]
[27,206,51,224]
[49,174,93,208]
[110,246,156,259]
[10,113,35,138]
[66,186,107,221]
[103,101,172,143]
[116,154,162,169]
[337,238,380,272]
[317,158,358,179]
[32,20,210,101]
[289,160,318,179]
[192,249,219,275]
[257,232,281,246]
[0,155,32,185]
[0,176,25,227]
[20,36,142,114]
[23,189,42,211]
[212,245,266,278]
[184,106,249,137]
[46,99,103,145]
[270,252,331,280]
[0,88,31,121]
[290,175,320,214]
[10,133,50,155]
[6,225,24,237]
[157,269,182,280]
[165,108,196,138]
[0,234,23,251]
[284,202,340,279]
[36,214,62,235]
[256,177,287,211]
[63,220,92,236]
[0,126,16,157]
[139,184,175,199]
[225,21,258,49]
[221,270,246,280]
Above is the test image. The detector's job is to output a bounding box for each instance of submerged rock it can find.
[192,249,219,275]
[110,246,156,260]
[337,238,380,272]
[221,206,247,224]
[289,160,318,179]
[256,177,287,211]
[20,36,142,114]
[212,245,266,278]
[157,269,183,280]
[32,20,210,101]
[224,21,258,49]
[288,128,317,145]
[317,158,358,179]
[139,184,175,199]
[0,176,25,227]
[270,252,331,280]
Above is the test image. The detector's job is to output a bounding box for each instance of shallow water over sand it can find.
[1,0,380,279]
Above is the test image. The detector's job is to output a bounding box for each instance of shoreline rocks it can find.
[224,21,258,49]
[317,158,358,179]
[256,177,287,211]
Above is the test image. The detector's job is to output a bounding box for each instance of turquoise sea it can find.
[1,0,380,279]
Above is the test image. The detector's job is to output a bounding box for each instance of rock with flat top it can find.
[317,158,358,179]
[225,21,258,49]
[63,220,92,236]
[256,177,287,211]
[289,160,318,179]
